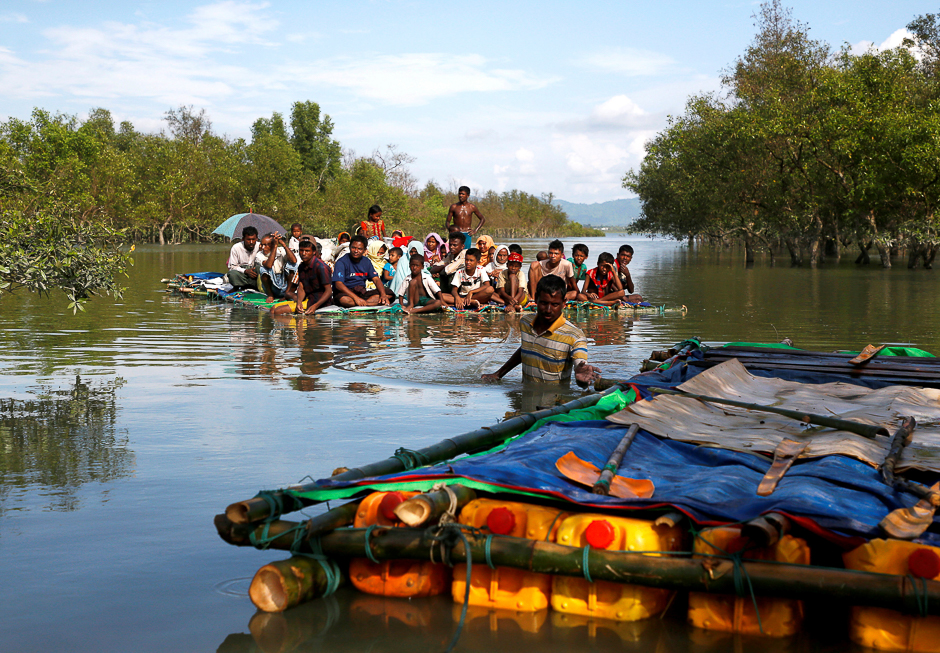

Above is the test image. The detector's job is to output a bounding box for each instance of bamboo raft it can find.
[161,275,688,317]
[216,339,940,651]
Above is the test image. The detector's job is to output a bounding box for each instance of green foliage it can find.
[289,101,342,183]
[0,98,597,282]
[625,0,940,268]
[0,204,133,313]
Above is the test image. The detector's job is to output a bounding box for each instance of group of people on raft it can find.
[223,223,642,317]
[222,187,639,385]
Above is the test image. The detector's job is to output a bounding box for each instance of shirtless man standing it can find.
[446,186,486,247]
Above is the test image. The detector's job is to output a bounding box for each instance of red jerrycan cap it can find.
[909,548,940,579]
[487,507,516,535]
[725,536,751,556]
[379,492,406,522]
[585,520,616,549]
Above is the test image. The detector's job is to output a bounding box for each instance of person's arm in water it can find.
[482,347,521,382]
[571,331,601,388]
[574,361,601,388]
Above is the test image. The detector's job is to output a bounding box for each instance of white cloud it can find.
[851,28,916,56]
[580,47,675,76]
[515,147,534,162]
[0,4,554,117]
[291,53,556,106]
[0,1,280,106]
[591,94,646,127]
[556,94,660,134]
[0,13,28,24]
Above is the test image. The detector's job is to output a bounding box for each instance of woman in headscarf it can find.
[391,241,426,301]
[424,233,445,264]
[475,235,496,267]
[485,245,510,276]
[365,240,393,291]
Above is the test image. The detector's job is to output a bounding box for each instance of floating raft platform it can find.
[216,338,940,651]
[161,273,688,316]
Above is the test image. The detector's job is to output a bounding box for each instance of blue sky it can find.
[0,1,929,202]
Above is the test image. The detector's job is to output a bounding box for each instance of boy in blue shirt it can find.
[568,243,589,289]
[332,235,390,307]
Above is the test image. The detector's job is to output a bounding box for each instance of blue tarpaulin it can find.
[310,419,935,547]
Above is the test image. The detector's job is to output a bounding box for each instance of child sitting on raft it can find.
[568,243,589,288]
[386,247,403,287]
[443,247,493,310]
[403,254,445,314]
[494,252,528,312]
[579,252,626,306]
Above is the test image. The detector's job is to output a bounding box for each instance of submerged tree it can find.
[625,0,940,268]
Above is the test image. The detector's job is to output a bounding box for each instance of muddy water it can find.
[1,238,937,652]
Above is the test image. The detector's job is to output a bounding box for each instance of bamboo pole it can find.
[651,387,889,439]
[218,499,360,544]
[712,346,940,366]
[698,357,940,378]
[249,555,346,613]
[225,383,629,524]
[393,485,476,527]
[592,424,639,495]
[234,525,940,616]
[882,417,916,485]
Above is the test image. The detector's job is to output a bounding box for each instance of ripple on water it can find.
[214,577,253,598]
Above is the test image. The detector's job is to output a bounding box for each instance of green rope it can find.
[582,545,594,583]
[364,524,381,564]
[424,523,481,653]
[693,530,764,635]
[392,447,431,470]
[485,534,496,570]
[297,536,342,598]
[545,512,564,542]
[909,575,930,618]
[254,490,285,522]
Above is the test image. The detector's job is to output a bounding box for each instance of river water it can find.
[1,237,937,652]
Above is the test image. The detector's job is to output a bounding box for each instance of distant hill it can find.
[554,198,642,227]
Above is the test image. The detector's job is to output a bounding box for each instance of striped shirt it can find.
[520,313,589,383]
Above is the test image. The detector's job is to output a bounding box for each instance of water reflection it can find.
[0,374,133,514]
[217,589,864,653]
[219,589,817,653]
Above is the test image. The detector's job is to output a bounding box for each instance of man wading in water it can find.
[446,185,486,247]
[481,275,601,388]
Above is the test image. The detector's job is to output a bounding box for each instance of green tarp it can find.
[723,342,935,357]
